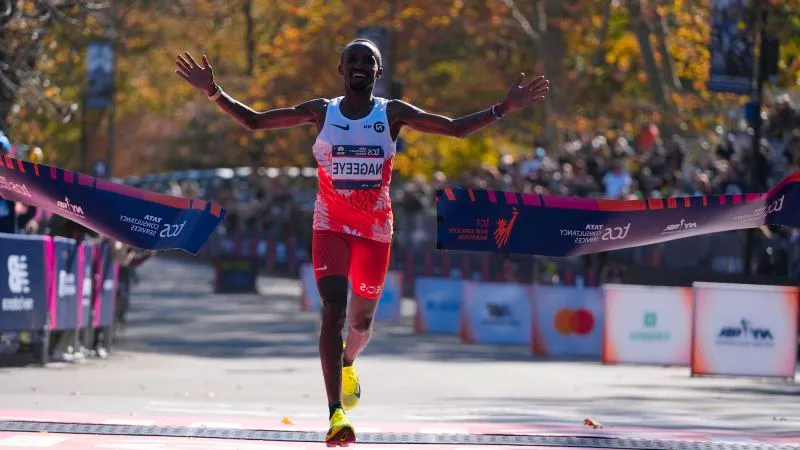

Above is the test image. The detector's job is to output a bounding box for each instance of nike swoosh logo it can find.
[315,265,328,271]
[332,124,350,130]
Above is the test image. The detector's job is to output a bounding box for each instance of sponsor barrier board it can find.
[0,233,49,332]
[413,277,462,334]
[460,281,532,345]
[532,285,603,358]
[691,282,799,379]
[602,284,692,366]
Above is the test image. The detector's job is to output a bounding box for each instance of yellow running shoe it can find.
[325,408,356,447]
[341,341,362,411]
[341,363,361,411]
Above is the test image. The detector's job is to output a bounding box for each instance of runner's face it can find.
[340,44,381,92]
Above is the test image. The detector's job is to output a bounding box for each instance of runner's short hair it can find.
[341,38,382,68]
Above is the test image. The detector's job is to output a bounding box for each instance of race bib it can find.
[331,145,384,190]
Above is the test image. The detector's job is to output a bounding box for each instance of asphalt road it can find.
[0,255,798,437]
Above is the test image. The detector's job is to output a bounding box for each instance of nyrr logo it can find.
[717,319,774,347]
[486,303,512,318]
[56,197,85,218]
[662,218,697,234]
[493,208,519,248]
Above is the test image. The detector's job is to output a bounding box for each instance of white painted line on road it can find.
[147,407,278,417]
[709,437,764,444]
[102,419,156,426]
[418,427,470,434]
[188,422,243,429]
[148,400,233,408]
[405,414,476,421]
[0,435,68,447]
[0,416,50,422]
[94,439,294,449]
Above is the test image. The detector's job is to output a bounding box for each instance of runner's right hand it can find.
[175,52,216,95]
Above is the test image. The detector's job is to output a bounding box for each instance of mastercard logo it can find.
[554,308,595,335]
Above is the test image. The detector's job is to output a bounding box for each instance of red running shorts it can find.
[311,229,391,300]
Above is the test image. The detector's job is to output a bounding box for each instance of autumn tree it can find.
[0,0,108,137]
[3,0,799,181]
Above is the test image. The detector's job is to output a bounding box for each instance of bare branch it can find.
[0,0,111,125]
[500,0,542,41]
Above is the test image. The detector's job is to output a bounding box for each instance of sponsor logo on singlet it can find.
[331,145,384,190]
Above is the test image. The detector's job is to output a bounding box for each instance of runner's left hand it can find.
[498,73,550,115]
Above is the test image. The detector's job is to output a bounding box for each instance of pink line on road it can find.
[0,432,589,450]
[0,410,798,449]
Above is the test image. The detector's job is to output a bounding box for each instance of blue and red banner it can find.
[0,155,225,254]
[436,172,800,258]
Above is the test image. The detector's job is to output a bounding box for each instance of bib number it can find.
[331,145,384,190]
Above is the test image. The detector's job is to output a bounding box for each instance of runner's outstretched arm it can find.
[174,52,319,131]
[390,73,549,139]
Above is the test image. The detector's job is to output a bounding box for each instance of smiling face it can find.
[339,41,382,93]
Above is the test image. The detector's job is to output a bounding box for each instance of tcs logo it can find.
[554,308,595,335]
[159,220,187,238]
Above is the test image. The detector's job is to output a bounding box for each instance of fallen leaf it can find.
[583,418,602,429]
[281,417,294,425]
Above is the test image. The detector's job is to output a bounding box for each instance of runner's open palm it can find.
[175,52,215,95]
[501,73,550,113]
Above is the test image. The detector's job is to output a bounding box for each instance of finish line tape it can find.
[0,155,225,254]
[435,172,800,258]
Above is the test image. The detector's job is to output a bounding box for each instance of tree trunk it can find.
[244,0,254,76]
[653,8,682,91]
[502,0,566,146]
[627,0,671,110]
[0,0,17,133]
[591,0,614,67]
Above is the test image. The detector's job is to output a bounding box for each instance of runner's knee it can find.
[349,313,374,334]
[317,275,349,312]
[348,295,377,332]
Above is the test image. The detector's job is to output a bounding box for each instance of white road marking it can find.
[102,419,156,426]
[0,416,50,422]
[94,439,294,449]
[0,435,68,447]
[709,437,764,444]
[188,422,243,429]
[145,407,277,417]
[418,427,470,434]
[147,401,233,408]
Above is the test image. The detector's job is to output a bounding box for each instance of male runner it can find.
[175,39,549,446]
